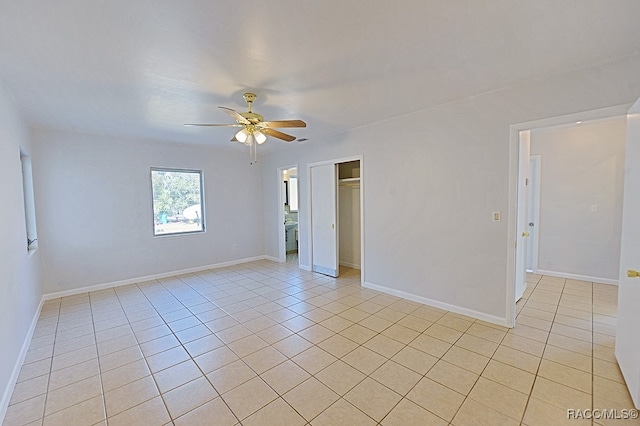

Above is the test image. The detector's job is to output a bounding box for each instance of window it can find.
[20,150,38,252]
[289,176,299,212]
[151,168,204,236]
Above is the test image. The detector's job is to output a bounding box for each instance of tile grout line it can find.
[175,267,311,422]
[137,277,236,425]
[12,266,623,426]
[175,272,287,424]
[516,273,555,426]
[180,267,417,423]
[108,279,181,424]
[88,292,110,426]
[39,299,60,424]
[139,265,340,423]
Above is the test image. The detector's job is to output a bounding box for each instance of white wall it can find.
[261,55,640,324]
[0,80,42,417]
[32,128,264,294]
[530,118,626,282]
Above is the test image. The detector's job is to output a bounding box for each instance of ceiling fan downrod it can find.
[243,92,256,113]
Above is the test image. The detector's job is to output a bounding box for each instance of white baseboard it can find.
[0,296,45,424]
[299,264,312,271]
[264,256,283,263]
[536,269,618,286]
[43,255,270,300]
[339,261,361,270]
[363,281,510,328]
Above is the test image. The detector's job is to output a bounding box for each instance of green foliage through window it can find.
[151,168,204,236]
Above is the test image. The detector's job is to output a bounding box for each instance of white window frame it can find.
[288,175,299,212]
[20,149,38,253]
[151,167,205,237]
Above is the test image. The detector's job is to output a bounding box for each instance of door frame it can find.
[506,104,630,327]
[277,164,299,264]
[616,97,640,408]
[307,154,364,285]
[514,130,531,303]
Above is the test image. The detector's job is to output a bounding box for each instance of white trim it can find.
[277,166,286,263]
[0,297,45,424]
[363,281,510,327]
[264,255,282,263]
[536,269,618,286]
[43,255,268,300]
[299,264,312,271]
[307,155,364,169]
[339,261,361,270]
[514,130,531,311]
[359,156,365,286]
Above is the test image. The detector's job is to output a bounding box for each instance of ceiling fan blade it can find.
[219,107,250,125]
[230,135,239,142]
[184,123,243,127]
[262,128,297,142]
[261,120,307,128]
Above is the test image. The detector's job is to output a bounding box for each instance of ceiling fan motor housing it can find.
[240,93,263,123]
[240,111,264,124]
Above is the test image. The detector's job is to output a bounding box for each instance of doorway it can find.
[279,165,299,265]
[338,161,361,271]
[308,156,363,280]
[508,104,630,326]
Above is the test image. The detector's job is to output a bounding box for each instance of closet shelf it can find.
[338,177,360,183]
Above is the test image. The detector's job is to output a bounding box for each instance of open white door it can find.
[526,155,541,272]
[311,163,339,277]
[615,99,640,409]
[515,130,531,301]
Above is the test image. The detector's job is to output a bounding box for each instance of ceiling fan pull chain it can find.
[250,137,257,165]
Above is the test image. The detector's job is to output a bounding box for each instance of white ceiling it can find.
[1,1,639,152]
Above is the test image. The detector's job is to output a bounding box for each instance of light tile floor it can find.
[3,261,639,425]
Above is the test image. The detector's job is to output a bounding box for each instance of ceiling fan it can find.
[184,92,306,164]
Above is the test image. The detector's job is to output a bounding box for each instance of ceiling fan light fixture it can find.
[255,131,267,144]
[185,93,306,164]
[235,128,250,143]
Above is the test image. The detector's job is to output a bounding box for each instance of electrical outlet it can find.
[492,212,501,222]
[232,244,237,252]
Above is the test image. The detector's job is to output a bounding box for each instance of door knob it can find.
[522,232,530,237]
[628,270,640,278]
